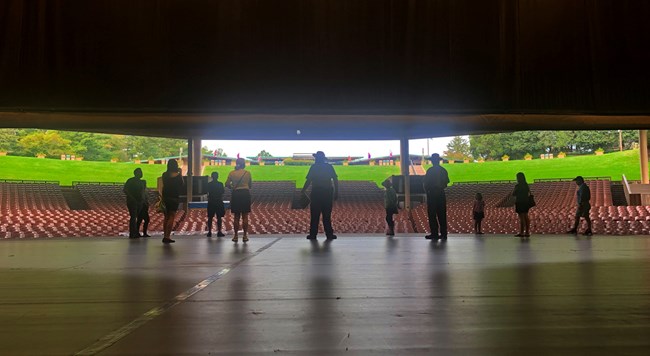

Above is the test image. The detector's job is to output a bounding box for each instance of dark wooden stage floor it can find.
[1,234,649,355]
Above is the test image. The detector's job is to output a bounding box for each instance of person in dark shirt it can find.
[383,178,398,236]
[123,168,144,238]
[136,179,150,237]
[512,172,531,238]
[301,151,339,240]
[161,159,184,244]
[206,171,226,237]
[568,176,593,236]
[423,153,450,240]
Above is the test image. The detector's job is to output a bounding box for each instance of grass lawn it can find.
[0,150,645,187]
[425,150,644,184]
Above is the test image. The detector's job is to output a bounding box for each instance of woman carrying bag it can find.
[225,158,252,242]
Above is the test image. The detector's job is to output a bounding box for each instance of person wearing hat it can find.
[301,151,339,240]
[423,153,450,240]
[568,176,592,236]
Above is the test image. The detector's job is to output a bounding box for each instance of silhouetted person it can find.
[383,178,398,236]
[473,192,485,234]
[206,171,226,237]
[225,158,252,242]
[123,168,145,238]
[568,176,593,236]
[423,153,449,240]
[513,172,531,238]
[136,179,150,237]
[161,159,183,244]
[302,151,339,240]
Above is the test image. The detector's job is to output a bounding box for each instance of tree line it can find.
[0,129,199,162]
[446,130,639,160]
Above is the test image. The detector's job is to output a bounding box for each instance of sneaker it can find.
[440,235,448,241]
[242,235,249,242]
[142,233,150,237]
[306,235,317,240]
[567,229,578,235]
[326,234,337,240]
[232,235,238,242]
[217,231,225,237]
[425,234,436,240]
[387,230,395,236]
[207,232,212,237]
[583,229,593,236]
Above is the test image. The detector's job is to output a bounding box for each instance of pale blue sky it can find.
[203,137,458,158]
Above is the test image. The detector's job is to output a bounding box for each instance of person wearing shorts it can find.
[226,158,252,242]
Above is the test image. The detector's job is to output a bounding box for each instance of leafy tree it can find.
[470,134,505,159]
[0,129,18,152]
[18,131,72,157]
[444,136,470,160]
[104,135,129,161]
[59,131,113,161]
[256,150,273,158]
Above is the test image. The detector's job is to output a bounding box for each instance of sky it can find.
[202,137,458,158]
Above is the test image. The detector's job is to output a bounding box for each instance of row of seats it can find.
[2,180,650,237]
[0,182,68,211]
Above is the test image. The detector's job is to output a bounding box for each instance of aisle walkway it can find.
[1,234,649,355]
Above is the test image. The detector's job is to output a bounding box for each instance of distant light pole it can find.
[619,130,623,152]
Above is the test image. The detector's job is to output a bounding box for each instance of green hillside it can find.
[0,150,645,187]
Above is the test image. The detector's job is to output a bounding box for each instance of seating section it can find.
[2,179,650,238]
[0,182,68,211]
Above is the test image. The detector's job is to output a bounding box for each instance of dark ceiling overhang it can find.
[1,0,649,139]
[0,111,647,140]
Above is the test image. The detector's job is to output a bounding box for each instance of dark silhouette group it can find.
[125,152,593,244]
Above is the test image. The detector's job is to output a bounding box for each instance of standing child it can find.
[206,172,226,237]
[382,178,398,236]
[473,192,485,234]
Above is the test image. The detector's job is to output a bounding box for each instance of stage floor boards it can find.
[1,234,650,355]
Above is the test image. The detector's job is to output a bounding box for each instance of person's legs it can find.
[242,213,249,241]
[163,211,176,242]
[322,195,334,237]
[308,194,321,237]
[585,216,592,234]
[517,213,525,235]
[426,193,439,238]
[217,216,224,236]
[127,202,139,237]
[477,219,483,233]
[386,210,394,235]
[233,212,241,241]
[141,208,149,236]
[474,219,479,233]
[207,206,215,236]
[524,213,530,237]
[436,194,447,238]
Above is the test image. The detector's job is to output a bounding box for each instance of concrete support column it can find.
[186,139,194,212]
[191,138,202,176]
[641,130,649,184]
[400,138,411,210]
